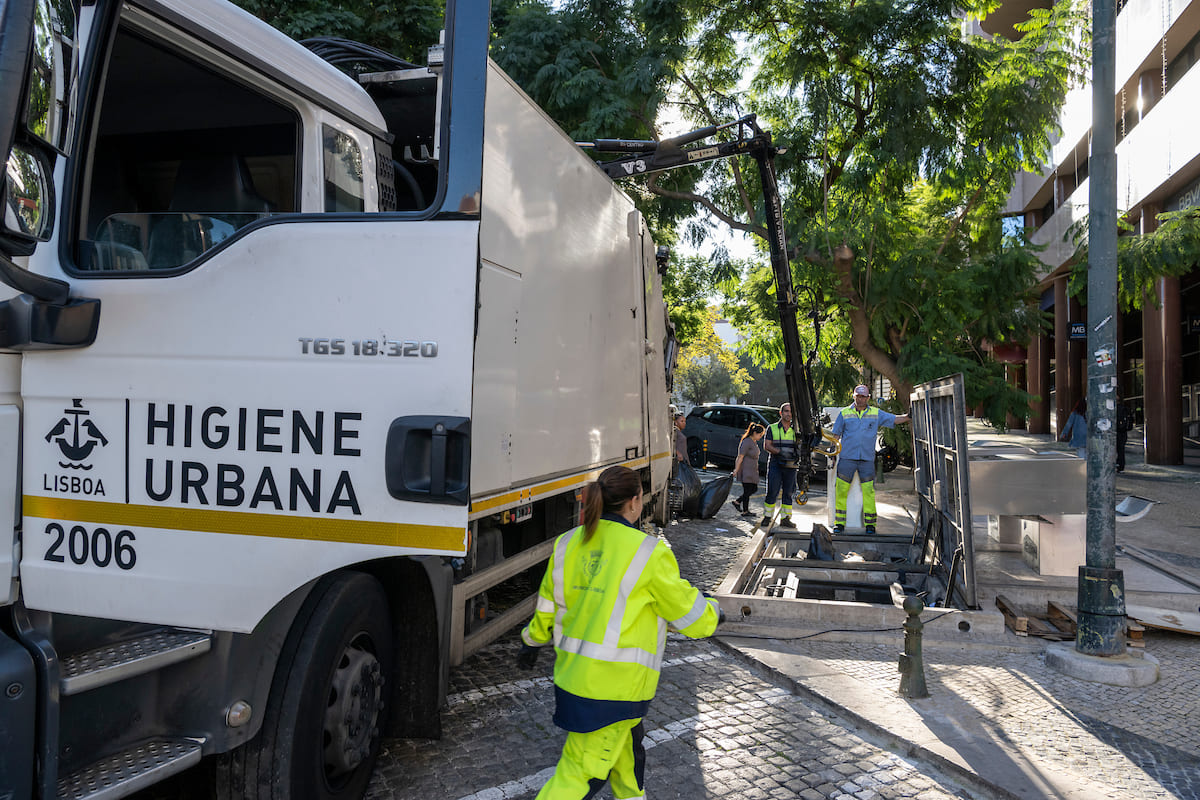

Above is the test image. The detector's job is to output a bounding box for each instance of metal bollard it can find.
[897,594,929,698]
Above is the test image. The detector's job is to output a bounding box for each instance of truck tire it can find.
[647,484,669,526]
[215,571,394,800]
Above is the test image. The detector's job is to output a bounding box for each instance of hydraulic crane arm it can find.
[585,115,824,490]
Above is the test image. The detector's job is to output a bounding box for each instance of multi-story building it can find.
[989,0,1200,465]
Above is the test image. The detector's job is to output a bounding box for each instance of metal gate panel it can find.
[909,374,977,608]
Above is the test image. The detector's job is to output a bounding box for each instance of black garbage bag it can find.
[695,473,734,519]
[806,525,836,561]
[672,461,702,517]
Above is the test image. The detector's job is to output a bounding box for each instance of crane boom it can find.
[587,115,823,496]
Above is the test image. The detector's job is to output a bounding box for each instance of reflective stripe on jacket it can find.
[521,516,719,709]
[766,422,797,465]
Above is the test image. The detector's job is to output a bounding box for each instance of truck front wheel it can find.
[216,571,394,800]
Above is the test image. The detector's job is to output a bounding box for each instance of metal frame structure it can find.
[909,374,977,608]
[714,374,981,618]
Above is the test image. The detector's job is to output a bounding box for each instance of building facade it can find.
[989,0,1200,465]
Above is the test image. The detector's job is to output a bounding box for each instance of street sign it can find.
[1069,322,1087,340]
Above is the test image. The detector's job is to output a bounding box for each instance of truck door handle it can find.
[384,415,470,505]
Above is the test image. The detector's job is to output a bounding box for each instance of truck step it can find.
[58,738,203,800]
[61,629,212,695]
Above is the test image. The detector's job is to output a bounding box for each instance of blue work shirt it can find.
[1061,411,1087,449]
[831,405,897,462]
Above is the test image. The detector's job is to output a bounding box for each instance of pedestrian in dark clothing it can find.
[673,413,688,464]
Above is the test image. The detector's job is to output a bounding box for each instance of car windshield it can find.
[757,408,781,425]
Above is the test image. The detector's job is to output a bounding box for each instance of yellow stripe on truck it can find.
[469,455,658,517]
[22,495,466,551]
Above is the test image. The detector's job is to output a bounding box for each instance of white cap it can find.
[853,384,870,397]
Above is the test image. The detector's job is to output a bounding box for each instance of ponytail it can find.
[580,465,642,541]
[741,423,764,442]
[580,482,605,540]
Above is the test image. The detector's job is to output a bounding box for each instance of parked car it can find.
[682,403,781,471]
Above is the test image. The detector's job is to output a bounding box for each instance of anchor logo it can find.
[45,399,109,470]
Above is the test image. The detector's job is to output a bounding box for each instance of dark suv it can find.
[682,404,780,470]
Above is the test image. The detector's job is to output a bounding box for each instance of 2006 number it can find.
[44,523,137,570]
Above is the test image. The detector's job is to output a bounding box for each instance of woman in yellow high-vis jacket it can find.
[518,465,723,800]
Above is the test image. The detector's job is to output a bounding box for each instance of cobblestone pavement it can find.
[784,635,1200,800]
[684,466,1200,800]
[365,635,972,800]
[365,488,979,800]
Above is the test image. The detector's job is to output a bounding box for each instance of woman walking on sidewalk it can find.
[731,423,764,516]
[1060,398,1087,458]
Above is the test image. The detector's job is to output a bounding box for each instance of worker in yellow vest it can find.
[829,385,910,533]
[761,402,801,529]
[517,465,723,799]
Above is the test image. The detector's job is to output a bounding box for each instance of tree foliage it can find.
[490,0,1086,425]
[680,1,1085,421]
[1069,208,1200,309]
[661,254,727,346]
[674,308,750,405]
[230,0,443,64]
[489,0,707,243]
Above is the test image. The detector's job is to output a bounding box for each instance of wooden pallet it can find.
[996,596,1145,646]
[995,596,1073,640]
[1127,620,1145,648]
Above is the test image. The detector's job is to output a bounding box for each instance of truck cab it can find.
[0,2,674,799]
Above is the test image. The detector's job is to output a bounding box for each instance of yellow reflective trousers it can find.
[536,719,645,800]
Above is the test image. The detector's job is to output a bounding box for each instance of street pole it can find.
[1077,0,1125,656]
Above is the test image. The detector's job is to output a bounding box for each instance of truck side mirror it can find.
[1,0,76,250]
[24,0,77,156]
[3,143,54,241]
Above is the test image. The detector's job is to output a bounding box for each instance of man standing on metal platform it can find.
[830,385,910,533]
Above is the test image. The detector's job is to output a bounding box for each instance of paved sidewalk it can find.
[671,422,1200,799]
[718,631,1199,799]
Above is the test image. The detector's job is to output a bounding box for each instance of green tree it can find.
[487,0,1086,424]
[230,0,443,64]
[666,0,1087,421]
[674,308,750,405]
[489,0,703,241]
[1069,208,1200,310]
[662,252,746,347]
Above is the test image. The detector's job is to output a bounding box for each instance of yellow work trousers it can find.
[537,719,646,800]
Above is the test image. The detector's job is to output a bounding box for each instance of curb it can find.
[710,636,1022,800]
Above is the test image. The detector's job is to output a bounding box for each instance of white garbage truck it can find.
[0,1,676,797]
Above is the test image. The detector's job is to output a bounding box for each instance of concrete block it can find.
[1045,641,1160,687]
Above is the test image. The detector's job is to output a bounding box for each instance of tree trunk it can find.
[832,244,913,404]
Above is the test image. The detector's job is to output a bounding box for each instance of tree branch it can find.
[677,71,756,221]
[646,176,768,239]
[936,183,988,257]
[832,243,911,400]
